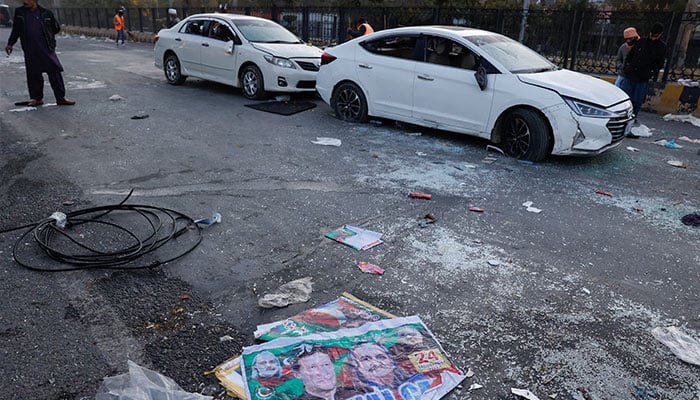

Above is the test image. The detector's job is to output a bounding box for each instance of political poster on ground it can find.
[241,316,465,400]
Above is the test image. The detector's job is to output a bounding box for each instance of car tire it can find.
[164,53,186,85]
[241,65,266,100]
[331,82,368,123]
[501,108,550,162]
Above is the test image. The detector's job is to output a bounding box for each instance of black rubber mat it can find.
[245,101,316,116]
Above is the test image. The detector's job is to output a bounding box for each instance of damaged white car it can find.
[316,26,634,161]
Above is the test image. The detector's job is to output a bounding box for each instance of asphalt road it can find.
[1,30,699,400]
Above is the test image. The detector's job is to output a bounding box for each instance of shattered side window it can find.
[360,35,419,61]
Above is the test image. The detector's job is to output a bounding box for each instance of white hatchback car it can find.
[154,13,323,99]
[316,26,634,161]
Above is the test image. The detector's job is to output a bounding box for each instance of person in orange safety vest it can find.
[347,18,374,38]
[114,7,126,46]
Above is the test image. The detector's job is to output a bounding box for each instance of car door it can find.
[412,35,495,136]
[199,19,241,85]
[355,34,420,119]
[176,19,210,75]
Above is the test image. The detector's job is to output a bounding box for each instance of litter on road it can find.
[239,316,465,400]
[96,360,212,400]
[257,276,313,308]
[595,189,615,197]
[325,225,384,250]
[511,388,541,400]
[522,201,542,213]
[667,160,689,168]
[194,212,222,226]
[311,137,342,146]
[356,261,385,275]
[681,213,700,226]
[630,123,653,137]
[626,146,640,152]
[678,135,700,144]
[651,326,700,366]
[409,192,432,199]
[662,113,700,127]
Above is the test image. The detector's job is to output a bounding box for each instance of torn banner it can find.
[214,293,397,398]
[255,292,396,341]
[241,316,465,400]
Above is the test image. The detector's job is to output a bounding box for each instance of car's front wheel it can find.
[331,82,368,123]
[164,53,186,85]
[501,109,550,162]
[241,65,266,100]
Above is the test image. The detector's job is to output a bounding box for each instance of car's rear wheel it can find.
[331,82,368,122]
[164,53,186,85]
[242,65,266,100]
[501,108,550,162]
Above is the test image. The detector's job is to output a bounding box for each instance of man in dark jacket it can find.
[620,22,667,121]
[4,0,75,106]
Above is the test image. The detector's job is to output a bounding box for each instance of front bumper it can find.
[551,100,633,156]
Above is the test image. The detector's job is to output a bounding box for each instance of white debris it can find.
[9,107,37,112]
[581,287,591,295]
[468,383,483,390]
[487,259,500,266]
[651,326,700,366]
[663,113,700,127]
[465,368,474,378]
[109,94,125,101]
[512,388,541,400]
[626,146,639,152]
[522,201,542,213]
[311,137,341,146]
[630,123,653,137]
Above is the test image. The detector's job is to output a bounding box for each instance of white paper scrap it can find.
[630,123,653,137]
[311,137,341,146]
[626,146,639,152]
[469,383,483,390]
[512,388,542,400]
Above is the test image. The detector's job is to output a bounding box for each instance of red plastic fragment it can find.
[595,189,614,197]
[409,192,432,200]
[469,206,485,213]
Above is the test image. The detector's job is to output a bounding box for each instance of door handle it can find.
[175,38,181,41]
[417,74,434,81]
[201,43,210,47]
[358,64,372,69]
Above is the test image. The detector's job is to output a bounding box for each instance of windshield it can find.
[233,19,301,43]
[464,34,556,73]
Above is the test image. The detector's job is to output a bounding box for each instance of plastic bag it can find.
[651,326,700,366]
[95,360,212,400]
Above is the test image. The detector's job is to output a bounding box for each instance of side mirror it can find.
[225,40,234,54]
[474,65,487,91]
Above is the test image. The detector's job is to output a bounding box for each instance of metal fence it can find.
[54,6,700,81]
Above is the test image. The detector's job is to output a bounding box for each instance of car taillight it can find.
[320,52,336,66]
[154,35,159,43]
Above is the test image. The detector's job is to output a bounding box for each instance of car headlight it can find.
[563,97,616,118]
[264,55,296,69]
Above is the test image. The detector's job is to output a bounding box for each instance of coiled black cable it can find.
[0,189,204,272]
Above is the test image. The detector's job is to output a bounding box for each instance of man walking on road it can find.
[4,0,75,106]
[620,22,667,122]
[114,7,126,46]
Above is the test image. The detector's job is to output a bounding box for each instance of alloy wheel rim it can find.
[166,60,177,81]
[243,71,257,96]
[505,117,530,158]
[337,89,360,119]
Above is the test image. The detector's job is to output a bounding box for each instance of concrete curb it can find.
[599,75,700,117]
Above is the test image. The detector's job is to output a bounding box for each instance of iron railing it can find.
[53,6,700,81]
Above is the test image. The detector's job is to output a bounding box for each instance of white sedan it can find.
[154,13,323,99]
[316,26,634,161]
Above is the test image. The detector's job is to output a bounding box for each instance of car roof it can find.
[374,25,501,38]
[183,13,272,23]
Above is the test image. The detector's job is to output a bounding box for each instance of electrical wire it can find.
[0,189,204,272]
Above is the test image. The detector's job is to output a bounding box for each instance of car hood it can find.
[518,69,627,107]
[251,43,323,59]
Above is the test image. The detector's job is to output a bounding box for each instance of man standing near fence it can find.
[614,27,639,88]
[114,7,126,46]
[620,22,667,122]
[347,18,374,39]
